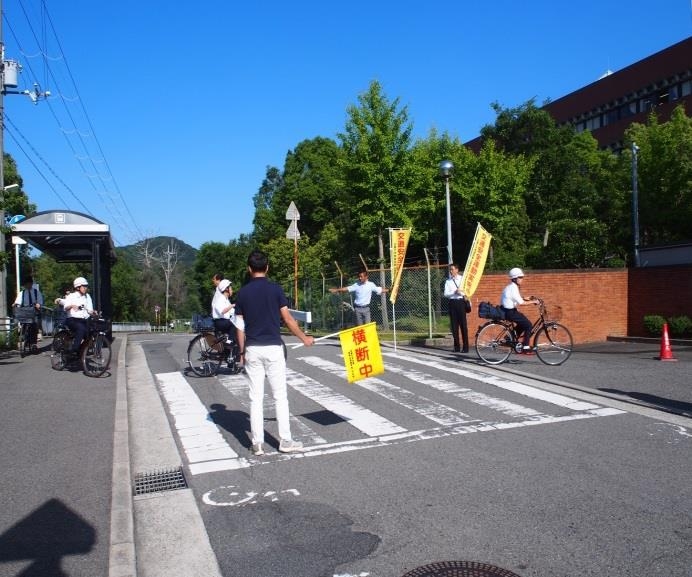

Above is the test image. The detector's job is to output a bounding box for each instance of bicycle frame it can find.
[475,298,573,366]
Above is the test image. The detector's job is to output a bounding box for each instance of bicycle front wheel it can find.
[535,323,573,365]
[82,333,112,377]
[187,333,222,377]
[475,322,513,365]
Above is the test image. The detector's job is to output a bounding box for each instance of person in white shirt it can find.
[13,276,44,345]
[500,267,537,354]
[54,276,97,354]
[211,279,244,340]
[329,269,389,326]
[443,263,469,353]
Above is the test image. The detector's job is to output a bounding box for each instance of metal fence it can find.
[296,263,452,337]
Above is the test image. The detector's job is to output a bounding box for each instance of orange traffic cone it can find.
[658,323,677,362]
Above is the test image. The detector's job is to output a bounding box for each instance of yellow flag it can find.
[338,322,384,383]
[462,223,492,297]
[389,228,411,304]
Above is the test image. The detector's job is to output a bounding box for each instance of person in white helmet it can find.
[212,278,244,341]
[54,276,97,354]
[500,268,537,354]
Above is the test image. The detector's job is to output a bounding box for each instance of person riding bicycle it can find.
[500,267,537,354]
[211,278,244,343]
[13,276,44,345]
[54,276,98,355]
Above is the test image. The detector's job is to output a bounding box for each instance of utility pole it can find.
[0,0,49,324]
[1,0,8,322]
[162,243,177,330]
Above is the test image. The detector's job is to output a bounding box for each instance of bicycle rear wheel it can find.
[51,329,71,370]
[82,333,112,377]
[187,333,223,377]
[535,322,573,365]
[475,322,513,365]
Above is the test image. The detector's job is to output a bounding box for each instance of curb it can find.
[109,334,136,577]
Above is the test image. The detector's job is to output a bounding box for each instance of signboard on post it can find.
[285,202,301,308]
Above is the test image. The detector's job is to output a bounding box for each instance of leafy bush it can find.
[667,316,692,338]
[643,315,666,336]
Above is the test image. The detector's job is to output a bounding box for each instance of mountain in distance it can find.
[116,236,197,267]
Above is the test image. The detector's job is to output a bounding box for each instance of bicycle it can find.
[51,316,112,377]
[474,297,573,366]
[13,305,40,357]
[187,329,243,377]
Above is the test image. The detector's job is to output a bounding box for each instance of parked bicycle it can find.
[187,329,243,377]
[51,316,112,377]
[475,297,573,365]
[13,305,40,357]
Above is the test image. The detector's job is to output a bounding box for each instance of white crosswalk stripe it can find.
[156,350,626,475]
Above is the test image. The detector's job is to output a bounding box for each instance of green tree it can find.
[625,105,692,246]
[252,166,284,245]
[338,80,415,258]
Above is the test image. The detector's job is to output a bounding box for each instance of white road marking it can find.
[285,368,406,436]
[217,373,328,446]
[383,351,601,411]
[298,356,481,425]
[156,372,238,466]
[156,350,624,475]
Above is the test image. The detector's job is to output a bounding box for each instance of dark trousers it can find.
[448,299,469,351]
[213,318,237,342]
[502,307,532,347]
[66,317,88,352]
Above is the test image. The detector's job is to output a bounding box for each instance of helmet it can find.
[508,267,524,279]
[218,279,232,292]
[73,276,89,288]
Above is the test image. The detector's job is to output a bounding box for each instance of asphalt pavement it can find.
[0,332,690,577]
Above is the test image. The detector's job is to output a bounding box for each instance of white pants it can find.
[244,345,292,445]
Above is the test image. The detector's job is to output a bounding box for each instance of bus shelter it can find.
[11,211,116,321]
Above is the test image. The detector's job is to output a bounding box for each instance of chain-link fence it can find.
[296,264,453,337]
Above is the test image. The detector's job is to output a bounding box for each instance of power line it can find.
[3,0,144,244]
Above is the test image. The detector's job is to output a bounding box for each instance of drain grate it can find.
[401,561,522,577]
[133,466,188,495]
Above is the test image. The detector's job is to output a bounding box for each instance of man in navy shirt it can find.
[235,250,314,456]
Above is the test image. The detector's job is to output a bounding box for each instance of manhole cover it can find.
[133,466,187,495]
[401,561,522,577]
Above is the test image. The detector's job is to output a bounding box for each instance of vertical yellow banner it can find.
[462,223,492,297]
[338,322,384,383]
[389,228,410,304]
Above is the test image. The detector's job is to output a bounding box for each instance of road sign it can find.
[286,221,301,240]
[285,201,300,221]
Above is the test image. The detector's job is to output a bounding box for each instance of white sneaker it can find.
[278,439,303,453]
[251,443,264,456]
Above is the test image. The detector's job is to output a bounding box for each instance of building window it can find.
[682,80,692,97]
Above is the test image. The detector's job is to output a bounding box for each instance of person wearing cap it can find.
[13,276,44,346]
[212,278,243,340]
[54,276,97,354]
[500,267,537,354]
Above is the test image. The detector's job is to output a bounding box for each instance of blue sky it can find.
[3,1,691,249]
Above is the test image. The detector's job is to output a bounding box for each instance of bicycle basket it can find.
[14,306,37,323]
[544,304,563,321]
[192,313,215,333]
[89,318,111,332]
[478,301,505,320]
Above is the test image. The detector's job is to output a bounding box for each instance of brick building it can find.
[468,36,692,151]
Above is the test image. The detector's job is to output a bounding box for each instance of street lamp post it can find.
[439,160,454,264]
[631,142,640,267]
